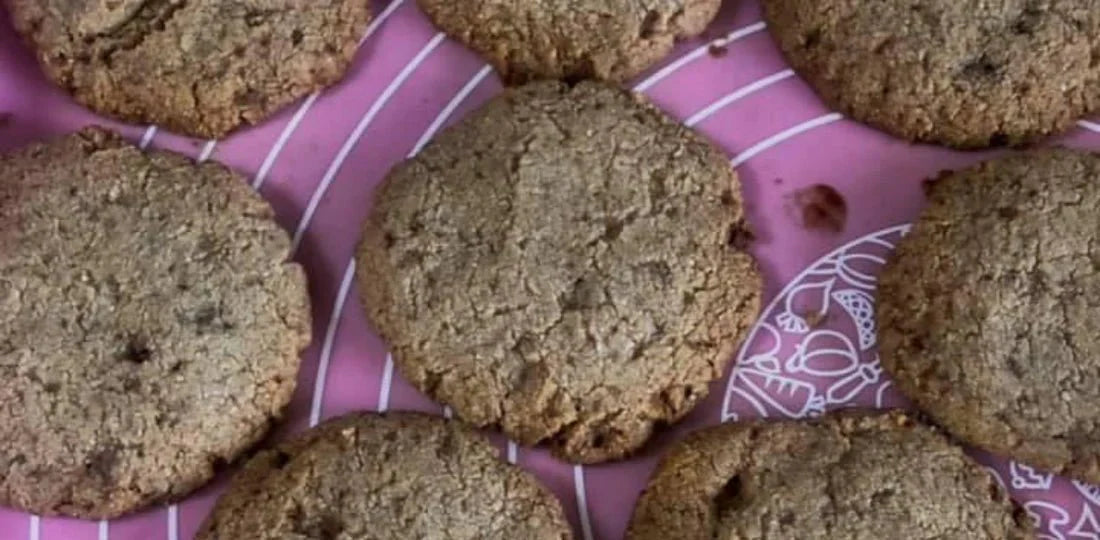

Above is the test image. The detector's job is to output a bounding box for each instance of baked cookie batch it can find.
[1,0,1098,538]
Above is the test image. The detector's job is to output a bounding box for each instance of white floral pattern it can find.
[722,225,1100,538]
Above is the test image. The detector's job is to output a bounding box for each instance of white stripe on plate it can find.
[197,140,217,162]
[252,93,320,190]
[377,353,395,412]
[731,113,844,168]
[506,441,518,464]
[290,33,448,255]
[251,0,407,190]
[359,0,408,46]
[98,519,108,540]
[138,126,158,149]
[409,65,494,157]
[573,465,595,540]
[1079,120,1100,134]
[309,259,358,427]
[684,70,795,127]
[443,406,453,419]
[28,515,39,540]
[633,21,767,92]
[167,504,179,540]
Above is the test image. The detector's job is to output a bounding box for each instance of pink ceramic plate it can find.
[2,1,1099,539]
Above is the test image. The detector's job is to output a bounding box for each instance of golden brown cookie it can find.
[878,149,1100,484]
[357,81,761,464]
[0,128,310,518]
[417,0,721,83]
[762,0,1100,148]
[9,0,371,138]
[627,411,1033,539]
[197,412,573,540]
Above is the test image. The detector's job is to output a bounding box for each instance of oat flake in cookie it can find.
[627,411,1033,539]
[762,0,1099,148]
[197,413,572,540]
[357,81,761,464]
[8,0,371,138]
[0,128,310,518]
[877,149,1100,484]
[417,0,721,83]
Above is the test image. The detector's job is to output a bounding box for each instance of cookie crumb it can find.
[922,170,955,196]
[789,184,847,233]
[708,40,729,58]
[802,310,828,328]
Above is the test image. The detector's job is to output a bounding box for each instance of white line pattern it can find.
[1080,120,1100,134]
[309,260,358,427]
[378,354,396,412]
[28,516,39,540]
[685,70,795,127]
[251,0,407,191]
[252,93,321,191]
[167,504,179,540]
[573,465,595,540]
[197,140,217,162]
[633,21,767,92]
[138,126,158,149]
[731,113,844,168]
[410,65,494,157]
[98,519,108,540]
[358,0,408,47]
[290,33,448,255]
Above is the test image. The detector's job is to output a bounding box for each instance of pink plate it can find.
[2,1,1099,539]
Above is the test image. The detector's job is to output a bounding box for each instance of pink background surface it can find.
[3,1,1100,539]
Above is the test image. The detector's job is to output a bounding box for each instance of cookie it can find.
[0,128,310,518]
[627,411,1033,539]
[9,0,371,138]
[357,81,761,464]
[762,0,1100,148]
[197,412,572,539]
[878,149,1100,484]
[417,0,721,83]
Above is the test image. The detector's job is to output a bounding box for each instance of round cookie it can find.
[9,0,371,138]
[417,0,721,83]
[627,411,1033,539]
[197,412,572,539]
[357,81,760,464]
[0,128,310,518]
[878,149,1100,484]
[762,0,1100,148]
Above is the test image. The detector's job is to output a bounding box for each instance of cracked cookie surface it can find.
[9,0,371,138]
[417,0,720,83]
[878,149,1100,484]
[627,411,1033,539]
[762,0,1100,148]
[197,412,572,540]
[0,128,310,518]
[357,81,760,464]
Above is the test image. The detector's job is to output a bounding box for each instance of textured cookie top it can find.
[763,0,1099,148]
[878,149,1100,484]
[197,413,572,540]
[358,81,760,463]
[0,128,310,518]
[627,411,1033,540]
[9,0,371,138]
[417,0,720,83]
